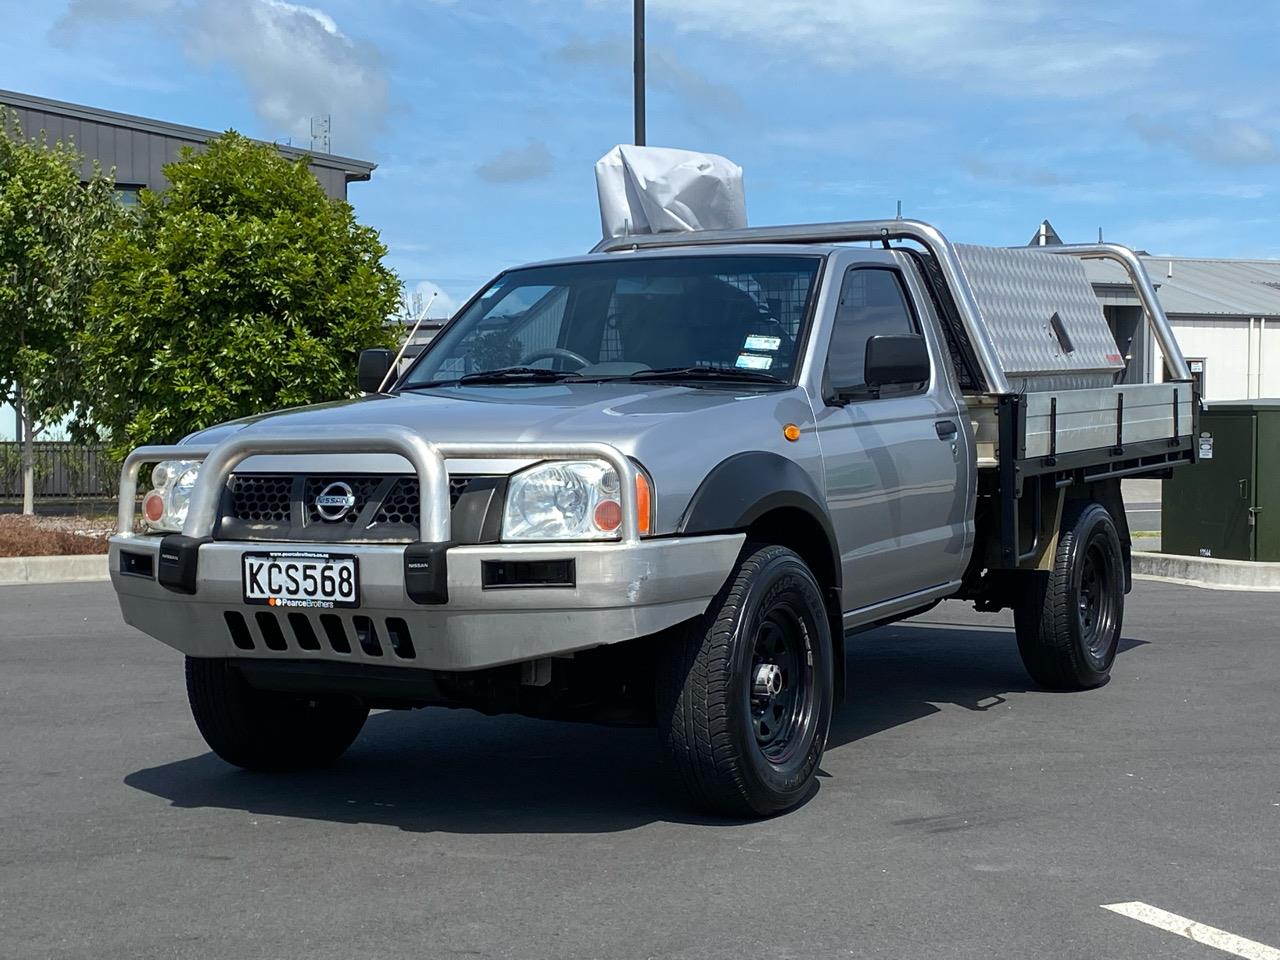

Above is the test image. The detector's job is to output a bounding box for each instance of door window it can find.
[826,267,923,396]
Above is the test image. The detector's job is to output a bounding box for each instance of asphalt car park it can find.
[2,578,1277,960]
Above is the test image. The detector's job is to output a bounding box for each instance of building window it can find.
[114,184,144,206]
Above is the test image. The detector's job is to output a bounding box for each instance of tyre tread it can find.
[657,544,828,817]
[1015,502,1122,690]
[186,657,368,771]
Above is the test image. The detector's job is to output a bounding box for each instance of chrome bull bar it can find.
[1044,243,1192,383]
[116,425,643,545]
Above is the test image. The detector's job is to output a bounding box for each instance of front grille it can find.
[229,475,292,523]
[218,472,499,543]
[372,477,470,527]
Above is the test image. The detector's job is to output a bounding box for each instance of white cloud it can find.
[963,156,1065,188]
[399,280,457,321]
[50,0,387,149]
[186,0,386,148]
[54,0,178,25]
[1129,115,1280,166]
[641,0,1165,96]
[476,138,554,183]
[557,36,744,117]
[1111,216,1236,254]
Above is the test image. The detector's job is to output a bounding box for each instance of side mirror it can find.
[864,334,930,389]
[358,348,394,393]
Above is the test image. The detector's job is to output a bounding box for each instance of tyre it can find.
[185,657,369,771]
[657,544,834,818]
[1015,502,1125,690]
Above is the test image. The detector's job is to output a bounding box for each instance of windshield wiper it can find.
[410,365,785,390]
[626,366,785,385]
[456,366,580,385]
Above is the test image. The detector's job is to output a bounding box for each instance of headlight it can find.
[142,459,201,533]
[502,460,652,541]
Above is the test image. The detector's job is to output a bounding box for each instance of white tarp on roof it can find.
[595,144,746,239]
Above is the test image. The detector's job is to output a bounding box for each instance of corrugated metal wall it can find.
[10,103,192,191]
[3,99,356,200]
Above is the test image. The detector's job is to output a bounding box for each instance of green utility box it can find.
[1163,400,1280,561]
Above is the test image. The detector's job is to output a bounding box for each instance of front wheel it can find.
[185,657,369,771]
[1015,502,1125,690]
[657,544,834,818]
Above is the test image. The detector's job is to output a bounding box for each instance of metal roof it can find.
[0,88,375,180]
[1083,255,1280,318]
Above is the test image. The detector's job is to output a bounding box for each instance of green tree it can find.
[0,112,122,513]
[80,131,401,455]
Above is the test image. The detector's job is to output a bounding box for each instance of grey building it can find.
[1085,255,1280,401]
[1032,220,1280,401]
[0,88,375,201]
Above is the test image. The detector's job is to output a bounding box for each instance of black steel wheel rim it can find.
[1078,535,1119,663]
[747,597,815,764]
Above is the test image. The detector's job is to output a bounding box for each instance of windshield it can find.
[400,255,823,388]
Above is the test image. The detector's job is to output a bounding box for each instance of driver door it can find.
[813,263,971,614]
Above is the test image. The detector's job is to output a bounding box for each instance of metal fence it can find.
[0,443,119,498]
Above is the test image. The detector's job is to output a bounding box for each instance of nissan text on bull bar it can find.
[108,146,1196,817]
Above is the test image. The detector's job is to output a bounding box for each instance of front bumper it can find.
[109,534,744,671]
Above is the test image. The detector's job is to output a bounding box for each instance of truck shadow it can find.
[124,621,1148,833]
[829,621,1146,748]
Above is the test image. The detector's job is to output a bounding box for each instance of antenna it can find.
[380,291,438,393]
[895,199,903,219]
[309,115,331,154]
[1098,226,1104,243]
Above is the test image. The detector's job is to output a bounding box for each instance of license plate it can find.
[242,551,360,609]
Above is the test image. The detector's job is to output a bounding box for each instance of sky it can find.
[2,0,1278,317]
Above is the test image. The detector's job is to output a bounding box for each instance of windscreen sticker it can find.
[735,353,774,370]
[743,334,782,352]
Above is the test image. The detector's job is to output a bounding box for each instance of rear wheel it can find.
[1015,502,1124,690]
[185,657,369,771]
[657,544,834,818]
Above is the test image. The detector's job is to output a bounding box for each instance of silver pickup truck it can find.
[108,219,1195,817]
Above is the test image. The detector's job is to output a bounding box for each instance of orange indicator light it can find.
[635,474,652,534]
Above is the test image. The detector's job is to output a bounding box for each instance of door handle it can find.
[935,419,958,440]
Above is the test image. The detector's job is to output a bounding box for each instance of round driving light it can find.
[143,491,165,523]
[593,499,622,531]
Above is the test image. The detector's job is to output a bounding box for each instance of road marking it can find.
[1102,902,1280,960]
